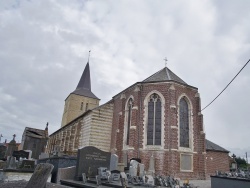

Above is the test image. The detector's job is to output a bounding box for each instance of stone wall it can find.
[56,166,76,184]
[206,151,230,178]
[0,170,51,182]
[61,94,100,127]
[48,101,114,155]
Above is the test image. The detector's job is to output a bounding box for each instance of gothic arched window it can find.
[179,98,189,148]
[126,98,133,145]
[147,93,161,145]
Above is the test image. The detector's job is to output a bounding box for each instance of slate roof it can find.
[143,67,187,85]
[24,127,47,139]
[206,139,229,153]
[71,62,99,99]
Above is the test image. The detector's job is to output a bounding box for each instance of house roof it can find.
[71,62,99,100]
[206,139,229,153]
[143,67,187,85]
[24,127,47,139]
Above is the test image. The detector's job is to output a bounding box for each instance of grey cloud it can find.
[0,0,249,158]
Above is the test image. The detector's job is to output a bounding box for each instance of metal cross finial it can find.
[13,134,16,140]
[164,57,168,67]
[88,50,91,63]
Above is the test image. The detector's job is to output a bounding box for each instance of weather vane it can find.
[164,57,168,67]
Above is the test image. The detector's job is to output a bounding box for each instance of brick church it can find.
[47,60,230,179]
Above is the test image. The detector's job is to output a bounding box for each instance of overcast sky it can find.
[0,0,249,160]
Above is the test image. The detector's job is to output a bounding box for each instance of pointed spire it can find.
[71,53,99,99]
[76,62,91,91]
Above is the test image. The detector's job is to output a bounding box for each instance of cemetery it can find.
[57,146,200,188]
[0,137,249,188]
[0,124,247,188]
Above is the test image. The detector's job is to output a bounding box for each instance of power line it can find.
[201,59,250,111]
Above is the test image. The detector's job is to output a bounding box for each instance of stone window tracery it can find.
[147,93,161,145]
[126,98,133,145]
[179,98,189,148]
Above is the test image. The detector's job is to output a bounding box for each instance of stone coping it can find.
[211,175,250,182]
[39,156,77,160]
[61,179,132,188]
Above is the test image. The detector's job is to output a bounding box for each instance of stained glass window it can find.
[147,93,161,145]
[179,98,189,148]
[126,98,133,145]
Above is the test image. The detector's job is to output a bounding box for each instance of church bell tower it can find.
[61,61,100,127]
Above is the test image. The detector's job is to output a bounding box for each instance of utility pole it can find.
[246,152,248,164]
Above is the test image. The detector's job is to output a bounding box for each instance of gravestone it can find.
[24,150,32,159]
[82,173,87,184]
[144,175,154,186]
[5,156,17,169]
[19,159,35,169]
[39,152,49,159]
[120,172,128,187]
[12,150,29,161]
[110,154,118,171]
[0,145,7,160]
[5,135,18,158]
[123,153,128,169]
[75,146,111,180]
[148,155,155,175]
[139,163,145,177]
[129,160,139,177]
[25,163,54,188]
[0,160,7,169]
[111,170,120,181]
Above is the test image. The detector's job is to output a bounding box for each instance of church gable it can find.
[110,66,207,179]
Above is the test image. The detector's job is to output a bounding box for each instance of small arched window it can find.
[179,98,189,148]
[147,93,161,145]
[85,103,88,111]
[80,102,83,110]
[126,98,133,145]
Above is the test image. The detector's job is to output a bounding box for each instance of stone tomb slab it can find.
[12,150,29,161]
[75,146,111,180]
[19,160,35,170]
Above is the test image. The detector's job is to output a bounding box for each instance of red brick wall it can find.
[206,151,230,177]
[110,81,207,179]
